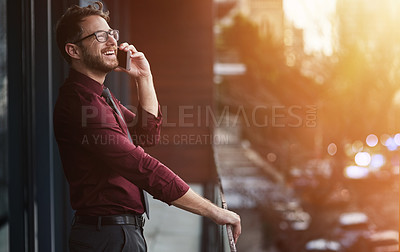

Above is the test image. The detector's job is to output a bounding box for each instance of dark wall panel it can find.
[125,0,216,182]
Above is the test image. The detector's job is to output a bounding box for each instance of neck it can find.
[71,63,107,84]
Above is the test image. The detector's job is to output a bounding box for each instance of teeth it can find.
[104,50,115,55]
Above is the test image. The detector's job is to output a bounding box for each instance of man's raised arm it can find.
[115,42,159,117]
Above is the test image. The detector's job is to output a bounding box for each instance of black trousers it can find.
[69,222,147,252]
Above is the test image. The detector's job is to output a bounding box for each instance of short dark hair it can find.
[56,1,110,64]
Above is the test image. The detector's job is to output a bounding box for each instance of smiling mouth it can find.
[103,49,116,56]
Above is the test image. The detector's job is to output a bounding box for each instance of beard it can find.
[81,45,118,73]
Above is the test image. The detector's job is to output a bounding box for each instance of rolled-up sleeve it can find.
[120,103,162,147]
[71,94,188,204]
[77,122,189,203]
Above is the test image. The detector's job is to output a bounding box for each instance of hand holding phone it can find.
[117,49,131,71]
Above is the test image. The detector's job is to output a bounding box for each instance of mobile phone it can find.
[117,49,131,71]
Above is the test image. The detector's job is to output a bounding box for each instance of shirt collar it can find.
[68,68,104,96]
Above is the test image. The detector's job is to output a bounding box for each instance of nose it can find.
[106,34,117,46]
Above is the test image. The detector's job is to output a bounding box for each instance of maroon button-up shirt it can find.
[54,69,189,216]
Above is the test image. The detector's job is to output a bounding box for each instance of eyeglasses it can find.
[72,29,119,44]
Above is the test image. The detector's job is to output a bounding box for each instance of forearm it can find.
[171,188,218,219]
[115,43,159,116]
[136,75,159,117]
[171,188,241,243]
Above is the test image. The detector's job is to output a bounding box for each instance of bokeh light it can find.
[394,133,400,146]
[354,152,371,166]
[344,143,353,157]
[339,212,368,225]
[380,134,391,146]
[366,134,378,147]
[344,166,369,179]
[385,137,398,151]
[351,140,363,153]
[370,154,385,171]
[327,143,337,156]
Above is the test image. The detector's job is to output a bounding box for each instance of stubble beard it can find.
[81,45,118,74]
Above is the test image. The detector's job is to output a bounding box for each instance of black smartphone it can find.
[117,49,131,71]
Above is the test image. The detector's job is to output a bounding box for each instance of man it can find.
[54,2,241,251]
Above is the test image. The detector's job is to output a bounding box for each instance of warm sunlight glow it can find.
[215,0,400,249]
[283,0,336,55]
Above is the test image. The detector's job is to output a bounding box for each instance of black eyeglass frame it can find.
[72,29,119,44]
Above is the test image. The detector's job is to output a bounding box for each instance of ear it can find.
[65,43,81,60]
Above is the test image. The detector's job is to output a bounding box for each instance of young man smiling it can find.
[54,2,241,251]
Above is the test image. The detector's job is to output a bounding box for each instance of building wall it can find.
[121,0,217,183]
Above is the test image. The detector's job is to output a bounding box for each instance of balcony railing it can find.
[201,177,237,252]
[218,178,237,252]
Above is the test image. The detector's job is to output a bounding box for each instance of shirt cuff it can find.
[138,103,162,128]
[154,175,190,204]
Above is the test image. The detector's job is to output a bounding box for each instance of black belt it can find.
[74,214,145,228]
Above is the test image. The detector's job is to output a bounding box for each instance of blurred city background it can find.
[1,0,399,251]
[213,0,399,251]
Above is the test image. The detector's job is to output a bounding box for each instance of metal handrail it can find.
[218,178,237,252]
